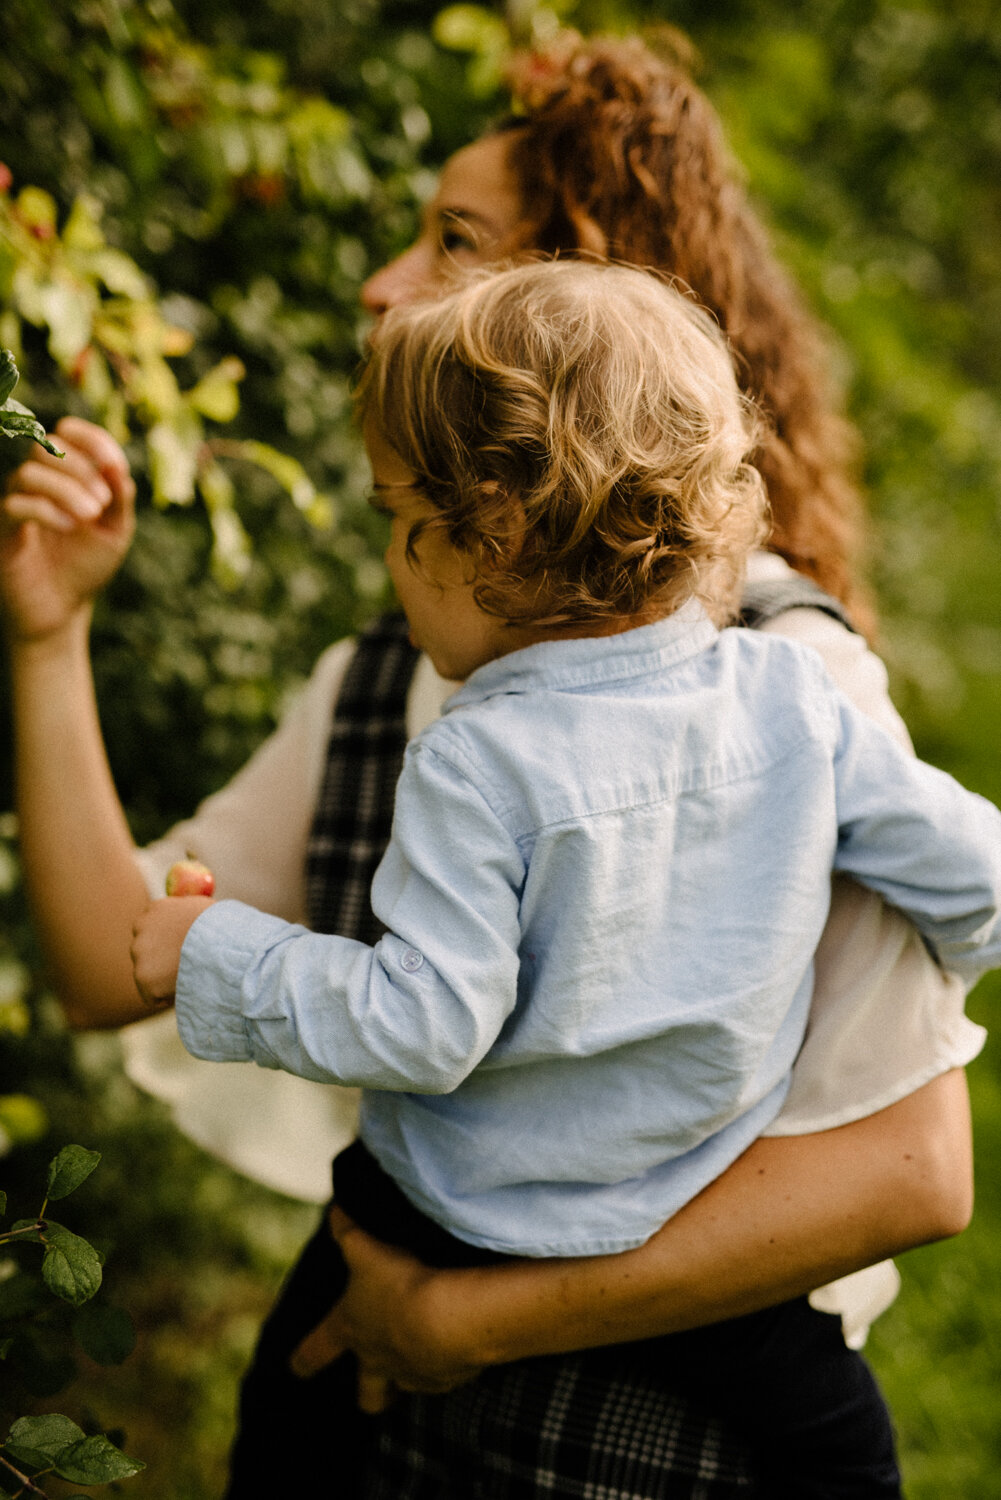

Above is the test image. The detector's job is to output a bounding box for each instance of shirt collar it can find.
[445,599,719,710]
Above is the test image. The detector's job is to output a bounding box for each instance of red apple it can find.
[165,859,215,898]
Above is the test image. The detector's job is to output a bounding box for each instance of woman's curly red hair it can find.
[500,32,870,629]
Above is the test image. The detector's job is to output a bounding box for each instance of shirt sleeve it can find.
[758,605,912,749]
[830,687,1001,988]
[175,739,525,1093]
[122,638,364,1203]
[763,606,985,1143]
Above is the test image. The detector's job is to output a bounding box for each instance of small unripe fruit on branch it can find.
[165,859,215,898]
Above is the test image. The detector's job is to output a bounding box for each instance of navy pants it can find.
[224,1142,902,1499]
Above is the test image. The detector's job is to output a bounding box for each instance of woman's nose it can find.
[360,245,430,315]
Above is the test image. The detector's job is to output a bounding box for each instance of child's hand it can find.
[130,896,214,1009]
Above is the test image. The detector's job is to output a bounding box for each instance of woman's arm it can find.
[2,421,151,1028]
[293,1067,972,1404]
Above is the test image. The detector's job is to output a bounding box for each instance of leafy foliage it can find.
[0,350,62,456]
[0,1150,143,1497]
[0,2,998,1496]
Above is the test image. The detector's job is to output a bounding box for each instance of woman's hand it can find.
[290,1206,489,1412]
[130,895,214,1009]
[290,1071,973,1413]
[1,417,135,644]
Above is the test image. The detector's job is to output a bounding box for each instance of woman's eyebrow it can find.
[435,204,506,239]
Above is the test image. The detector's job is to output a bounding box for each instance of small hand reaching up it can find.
[1,417,136,644]
[131,895,214,1010]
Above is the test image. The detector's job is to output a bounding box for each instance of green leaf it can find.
[228,438,324,513]
[0,349,17,405]
[0,400,64,457]
[53,1434,145,1485]
[73,1301,136,1365]
[5,1413,85,1467]
[40,1223,102,1306]
[432,4,509,56]
[147,410,202,504]
[0,1337,12,1358]
[45,1145,101,1202]
[9,1219,43,1243]
[61,195,105,254]
[0,1191,5,1217]
[15,186,56,237]
[187,356,245,422]
[89,247,150,299]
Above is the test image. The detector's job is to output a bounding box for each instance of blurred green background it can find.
[0,0,998,1494]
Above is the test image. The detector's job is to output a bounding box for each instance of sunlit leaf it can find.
[0,348,16,405]
[90,248,152,299]
[147,409,202,503]
[14,185,56,237]
[0,1094,47,1144]
[187,356,245,422]
[61,194,105,254]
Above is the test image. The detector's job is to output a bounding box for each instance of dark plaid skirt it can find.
[226,1143,899,1500]
[365,1346,756,1499]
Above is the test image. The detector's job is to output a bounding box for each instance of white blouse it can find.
[121,552,984,1342]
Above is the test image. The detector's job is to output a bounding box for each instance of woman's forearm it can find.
[10,617,152,1027]
[416,1068,972,1368]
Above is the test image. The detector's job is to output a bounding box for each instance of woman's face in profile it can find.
[360,133,525,317]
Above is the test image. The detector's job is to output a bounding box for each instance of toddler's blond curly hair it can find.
[359,258,768,628]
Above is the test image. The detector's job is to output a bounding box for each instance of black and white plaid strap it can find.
[737,574,857,633]
[305,612,419,943]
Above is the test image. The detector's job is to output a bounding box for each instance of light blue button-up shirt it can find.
[177,605,1001,1256]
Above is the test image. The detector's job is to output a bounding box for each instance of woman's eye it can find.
[366,491,394,519]
[438,220,480,260]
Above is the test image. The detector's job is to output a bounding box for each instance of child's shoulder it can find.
[710,627,848,758]
[719,619,838,691]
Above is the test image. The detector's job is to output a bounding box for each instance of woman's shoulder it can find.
[744,553,912,750]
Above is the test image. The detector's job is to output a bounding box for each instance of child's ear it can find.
[477,485,526,572]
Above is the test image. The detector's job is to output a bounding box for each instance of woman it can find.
[0,31,980,1498]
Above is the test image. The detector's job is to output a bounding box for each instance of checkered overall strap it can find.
[737,574,857,633]
[305,612,419,942]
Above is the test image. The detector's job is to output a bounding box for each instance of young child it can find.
[132,258,1001,1494]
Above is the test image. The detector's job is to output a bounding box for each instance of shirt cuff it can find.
[175,899,301,1066]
